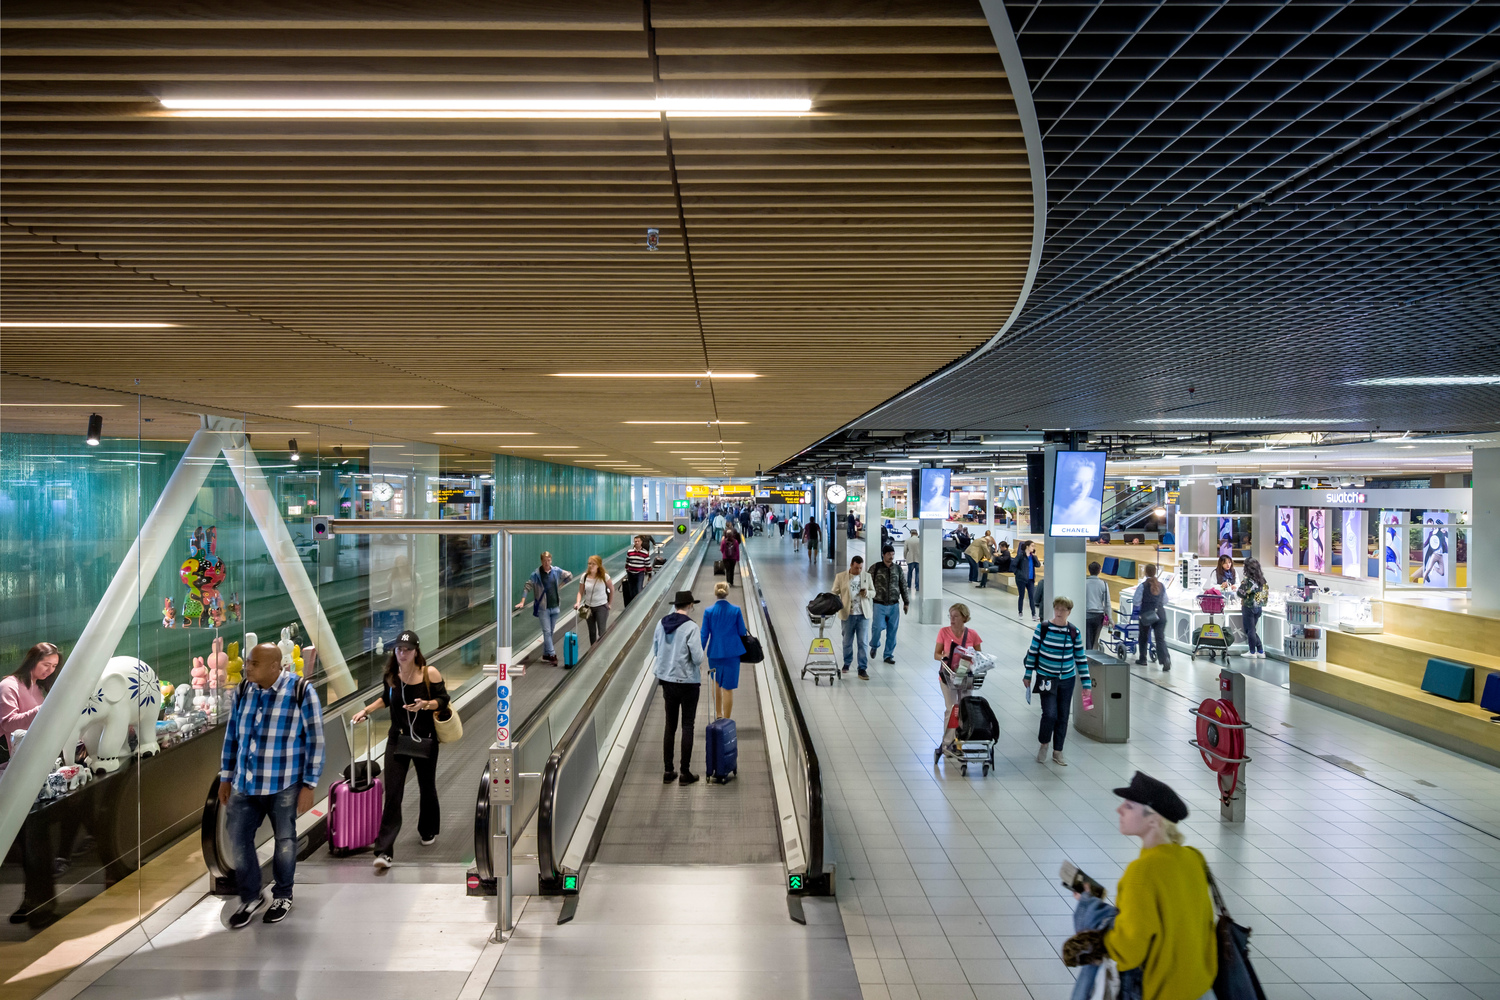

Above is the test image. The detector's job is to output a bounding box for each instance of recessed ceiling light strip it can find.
[645,0,725,467]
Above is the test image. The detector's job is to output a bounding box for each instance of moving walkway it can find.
[475,540,831,924]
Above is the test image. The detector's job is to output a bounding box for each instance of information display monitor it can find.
[914,468,951,520]
[1048,451,1106,537]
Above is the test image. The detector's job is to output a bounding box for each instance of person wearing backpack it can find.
[1066,772,1218,1000]
[932,603,982,755]
[218,643,325,928]
[1023,596,1093,766]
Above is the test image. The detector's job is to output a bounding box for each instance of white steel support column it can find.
[866,470,882,558]
[986,477,996,534]
[919,518,944,624]
[0,423,229,861]
[222,424,356,700]
[1472,448,1500,612]
[1042,445,1087,614]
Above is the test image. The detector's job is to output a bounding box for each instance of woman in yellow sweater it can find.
[1105,772,1217,1000]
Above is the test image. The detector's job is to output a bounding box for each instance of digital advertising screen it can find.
[1275,507,1295,569]
[1048,451,1106,537]
[1421,511,1450,586]
[915,468,951,520]
[1382,511,1403,583]
[1342,509,1363,578]
[1307,508,1327,572]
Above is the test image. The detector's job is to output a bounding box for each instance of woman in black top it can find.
[351,629,450,869]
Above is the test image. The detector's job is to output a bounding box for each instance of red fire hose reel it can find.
[1189,697,1253,805]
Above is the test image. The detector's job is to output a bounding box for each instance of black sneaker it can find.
[663,770,677,784]
[883,656,896,664]
[229,895,267,929]
[869,646,878,657]
[841,665,850,673]
[858,670,869,680]
[678,771,699,785]
[263,898,292,924]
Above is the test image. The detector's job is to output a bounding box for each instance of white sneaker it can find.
[373,854,392,871]
[420,834,437,846]
[1052,750,1068,766]
[1036,742,1049,763]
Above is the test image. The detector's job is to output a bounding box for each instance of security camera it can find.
[646,228,660,251]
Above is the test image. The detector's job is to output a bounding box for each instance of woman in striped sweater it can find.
[1022,596,1093,765]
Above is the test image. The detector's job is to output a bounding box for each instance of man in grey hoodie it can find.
[652,589,705,785]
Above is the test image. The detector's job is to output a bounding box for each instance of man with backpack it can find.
[1022,597,1093,766]
[218,642,324,928]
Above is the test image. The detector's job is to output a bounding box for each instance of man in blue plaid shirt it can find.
[217,642,325,928]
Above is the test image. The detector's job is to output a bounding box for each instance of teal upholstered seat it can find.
[1420,658,1475,702]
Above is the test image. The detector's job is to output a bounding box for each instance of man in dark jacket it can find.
[867,545,910,664]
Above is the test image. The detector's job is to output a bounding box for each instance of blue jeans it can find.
[227,784,299,903]
[1036,675,1076,751]
[870,603,900,659]
[967,555,980,582]
[1242,605,1264,654]
[841,614,868,672]
[1017,577,1038,616]
[906,561,919,590]
[538,604,560,656]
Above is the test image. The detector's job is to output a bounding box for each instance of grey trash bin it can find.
[1073,653,1129,743]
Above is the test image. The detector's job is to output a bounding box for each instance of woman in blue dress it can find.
[700,582,748,720]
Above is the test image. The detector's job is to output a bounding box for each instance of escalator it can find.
[1104,486,1166,530]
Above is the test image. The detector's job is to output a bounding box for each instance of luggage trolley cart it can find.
[933,653,996,775]
[1191,591,1232,661]
[802,614,842,685]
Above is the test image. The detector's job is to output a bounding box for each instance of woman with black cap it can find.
[351,629,450,870]
[1076,772,1217,999]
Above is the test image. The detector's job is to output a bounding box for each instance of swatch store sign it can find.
[1324,491,1367,505]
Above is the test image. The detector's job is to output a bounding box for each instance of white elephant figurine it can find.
[66,656,161,775]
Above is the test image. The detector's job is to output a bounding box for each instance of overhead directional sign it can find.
[758,488,812,504]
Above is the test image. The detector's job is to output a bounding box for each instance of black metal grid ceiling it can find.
[842,0,1500,439]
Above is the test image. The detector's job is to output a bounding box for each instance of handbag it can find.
[424,674,463,744]
[714,559,725,576]
[1192,849,1267,1000]
[739,634,764,663]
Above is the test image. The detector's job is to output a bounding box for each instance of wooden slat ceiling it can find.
[0,0,1033,478]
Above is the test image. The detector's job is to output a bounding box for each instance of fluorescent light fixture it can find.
[671,450,740,454]
[433,431,535,436]
[627,420,747,425]
[293,404,447,409]
[553,372,757,379]
[161,97,812,119]
[1349,375,1500,386]
[0,321,179,329]
[654,440,741,444]
[2,403,126,407]
[1134,417,1363,425]
[499,445,576,450]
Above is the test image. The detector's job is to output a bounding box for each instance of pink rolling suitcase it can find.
[328,716,384,856]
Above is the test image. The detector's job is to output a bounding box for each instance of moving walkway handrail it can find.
[740,548,827,891]
[531,530,706,889]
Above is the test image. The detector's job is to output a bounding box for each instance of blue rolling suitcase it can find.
[705,717,737,783]
[705,673,738,783]
[562,631,580,667]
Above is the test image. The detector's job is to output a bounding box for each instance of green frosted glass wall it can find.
[492,455,633,606]
[0,432,305,691]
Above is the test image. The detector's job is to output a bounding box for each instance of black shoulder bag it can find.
[392,679,437,759]
[1193,848,1267,1000]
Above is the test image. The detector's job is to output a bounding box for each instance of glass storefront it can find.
[0,374,631,985]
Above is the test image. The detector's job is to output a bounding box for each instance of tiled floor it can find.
[745,533,1500,1000]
